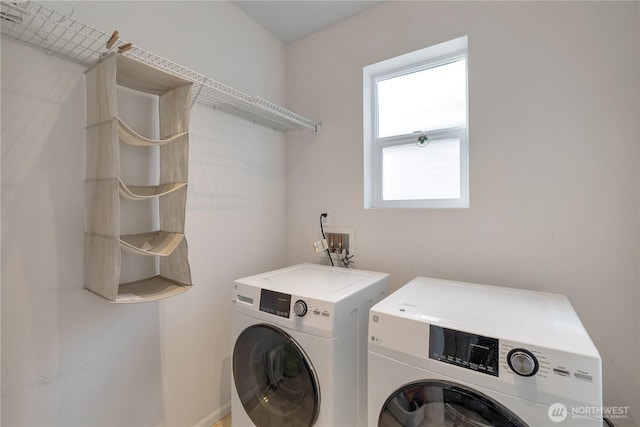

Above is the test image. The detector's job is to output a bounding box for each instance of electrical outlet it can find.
[320,209,331,227]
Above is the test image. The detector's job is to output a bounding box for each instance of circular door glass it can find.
[379,380,528,427]
[233,324,320,427]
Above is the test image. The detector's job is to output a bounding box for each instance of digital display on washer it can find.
[259,289,291,318]
[429,325,499,377]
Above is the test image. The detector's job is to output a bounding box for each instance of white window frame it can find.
[364,36,469,209]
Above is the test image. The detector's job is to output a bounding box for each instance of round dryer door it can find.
[233,324,320,427]
[378,380,528,427]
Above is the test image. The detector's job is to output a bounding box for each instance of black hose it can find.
[320,214,333,266]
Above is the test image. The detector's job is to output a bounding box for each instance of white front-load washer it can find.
[232,263,388,427]
[368,277,603,427]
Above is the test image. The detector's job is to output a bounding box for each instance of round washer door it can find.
[233,324,320,427]
[378,380,528,427]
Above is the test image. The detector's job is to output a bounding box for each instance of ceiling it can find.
[232,1,383,45]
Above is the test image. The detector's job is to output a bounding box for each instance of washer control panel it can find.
[293,299,308,317]
[294,297,332,320]
[254,289,332,322]
[232,282,335,335]
[259,288,291,318]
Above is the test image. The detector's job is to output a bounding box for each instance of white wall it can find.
[1,1,287,425]
[286,1,640,425]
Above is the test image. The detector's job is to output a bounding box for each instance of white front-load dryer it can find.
[232,263,388,427]
[368,277,603,427]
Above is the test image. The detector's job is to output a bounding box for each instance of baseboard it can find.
[194,401,231,427]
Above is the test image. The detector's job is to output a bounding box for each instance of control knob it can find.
[507,348,539,377]
[293,300,308,317]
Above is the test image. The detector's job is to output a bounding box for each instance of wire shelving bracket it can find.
[0,0,321,133]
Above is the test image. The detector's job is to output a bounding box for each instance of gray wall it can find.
[285,2,639,425]
[1,2,287,425]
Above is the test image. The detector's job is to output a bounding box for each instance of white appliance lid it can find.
[373,277,598,355]
[236,263,388,302]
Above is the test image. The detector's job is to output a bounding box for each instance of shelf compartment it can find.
[119,231,184,257]
[119,181,187,200]
[1,0,320,133]
[118,118,188,147]
[85,234,192,302]
[116,275,191,303]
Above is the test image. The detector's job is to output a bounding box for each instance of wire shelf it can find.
[0,0,320,133]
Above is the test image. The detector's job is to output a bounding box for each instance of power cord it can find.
[320,213,334,266]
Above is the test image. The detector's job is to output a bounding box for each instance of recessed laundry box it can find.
[368,277,603,427]
[232,263,388,427]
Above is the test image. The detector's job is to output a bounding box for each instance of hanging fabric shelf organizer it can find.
[85,52,193,303]
[0,0,320,133]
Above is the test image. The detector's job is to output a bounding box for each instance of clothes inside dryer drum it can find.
[233,324,320,427]
[378,380,528,427]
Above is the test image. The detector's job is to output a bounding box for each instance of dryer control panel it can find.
[429,325,500,377]
[370,308,602,408]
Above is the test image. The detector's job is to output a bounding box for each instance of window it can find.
[364,36,468,208]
